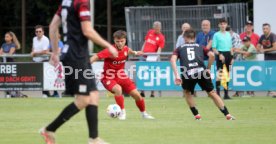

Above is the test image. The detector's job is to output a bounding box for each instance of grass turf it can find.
[0,96,276,144]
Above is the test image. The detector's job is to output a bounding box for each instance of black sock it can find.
[219,106,230,116]
[216,81,221,96]
[224,82,229,97]
[86,105,98,139]
[46,102,80,132]
[190,107,199,116]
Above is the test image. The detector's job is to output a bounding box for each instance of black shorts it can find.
[62,61,97,96]
[216,51,233,71]
[181,71,214,93]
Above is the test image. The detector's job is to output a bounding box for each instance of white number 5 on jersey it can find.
[187,47,195,61]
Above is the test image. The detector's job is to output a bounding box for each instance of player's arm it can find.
[128,48,143,56]
[90,48,111,63]
[81,21,117,57]
[170,53,182,85]
[49,14,61,66]
[207,52,215,70]
[90,54,99,64]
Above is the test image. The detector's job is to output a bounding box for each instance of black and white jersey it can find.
[56,0,91,62]
[173,42,206,77]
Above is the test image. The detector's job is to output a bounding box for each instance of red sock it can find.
[135,98,145,112]
[114,95,124,109]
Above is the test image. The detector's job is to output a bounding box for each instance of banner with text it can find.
[0,63,43,91]
[136,61,276,91]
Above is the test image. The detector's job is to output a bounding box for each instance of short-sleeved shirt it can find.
[97,45,129,76]
[240,32,259,47]
[48,40,64,50]
[240,44,257,60]
[56,0,92,62]
[173,43,206,78]
[1,43,16,53]
[212,31,232,52]
[196,30,215,48]
[232,32,242,48]
[176,34,185,48]
[143,29,165,53]
[258,33,276,54]
[32,35,50,62]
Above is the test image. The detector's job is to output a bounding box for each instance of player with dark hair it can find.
[90,30,155,120]
[39,0,118,144]
[170,29,235,120]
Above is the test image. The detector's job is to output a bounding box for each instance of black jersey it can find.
[56,0,91,62]
[173,43,206,77]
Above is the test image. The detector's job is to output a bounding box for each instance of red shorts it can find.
[101,76,137,94]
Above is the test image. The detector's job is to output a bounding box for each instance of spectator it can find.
[212,19,232,100]
[226,26,244,97]
[31,25,50,98]
[48,33,64,97]
[234,36,257,96]
[0,31,27,98]
[140,21,165,98]
[196,19,215,66]
[256,23,276,98]
[240,21,260,47]
[175,23,191,48]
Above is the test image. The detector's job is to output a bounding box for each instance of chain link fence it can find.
[125,3,248,52]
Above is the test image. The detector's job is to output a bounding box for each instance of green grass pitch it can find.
[0,96,276,144]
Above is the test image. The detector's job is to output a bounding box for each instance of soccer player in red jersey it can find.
[140,21,165,97]
[40,0,117,144]
[90,30,155,120]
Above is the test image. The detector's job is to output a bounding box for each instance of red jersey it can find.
[97,45,129,76]
[143,29,165,53]
[240,32,260,47]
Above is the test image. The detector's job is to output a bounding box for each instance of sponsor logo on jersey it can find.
[156,37,159,41]
[106,80,111,85]
[124,51,127,56]
[79,84,87,93]
[112,60,126,65]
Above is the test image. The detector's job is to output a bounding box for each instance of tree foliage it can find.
[0,0,252,53]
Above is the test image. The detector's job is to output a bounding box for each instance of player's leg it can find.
[215,54,223,96]
[184,89,201,120]
[120,78,154,119]
[40,71,81,144]
[128,89,155,119]
[101,78,126,120]
[199,71,235,120]
[223,52,232,99]
[181,79,201,120]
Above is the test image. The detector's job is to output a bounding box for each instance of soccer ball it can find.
[106,104,121,118]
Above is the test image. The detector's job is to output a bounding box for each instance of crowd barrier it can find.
[0,54,275,91]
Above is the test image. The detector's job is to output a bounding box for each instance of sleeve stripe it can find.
[80,11,91,17]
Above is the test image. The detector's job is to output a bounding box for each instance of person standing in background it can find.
[196,20,215,62]
[256,23,276,98]
[31,25,50,98]
[0,31,26,98]
[212,19,233,100]
[240,21,259,47]
[175,23,191,48]
[140,21,165,98]
[234,36,257,97]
